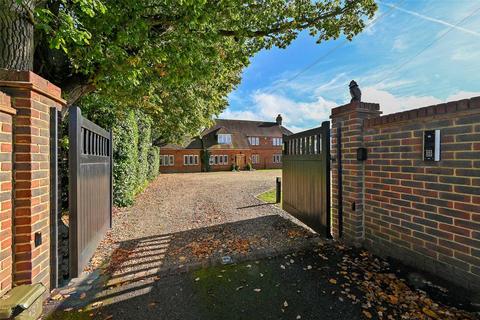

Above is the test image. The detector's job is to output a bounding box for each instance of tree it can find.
[1,0,377,140]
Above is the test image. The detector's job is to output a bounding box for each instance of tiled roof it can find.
[162,118,293,150]
[202,119,292,137]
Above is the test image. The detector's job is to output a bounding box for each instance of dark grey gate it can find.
[69,106,113,277]
[282,121,331,237]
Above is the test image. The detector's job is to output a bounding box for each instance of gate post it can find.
[0,70,66,289]
[330,102,381,244]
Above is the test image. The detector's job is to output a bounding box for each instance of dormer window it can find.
[218,134,232,144]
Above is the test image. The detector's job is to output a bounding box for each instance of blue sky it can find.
[220,0,480,132]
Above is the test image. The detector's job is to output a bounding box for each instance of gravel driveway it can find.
[95,170,318,274]
[44,170,319,317]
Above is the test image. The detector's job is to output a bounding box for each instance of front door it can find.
[235,154,245,169]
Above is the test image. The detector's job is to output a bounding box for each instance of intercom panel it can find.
[423,129,440,161]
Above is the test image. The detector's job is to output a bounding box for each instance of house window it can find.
[184,155,198,165]
[218,134,232,144]
[160,155,174,166]
[272,137,282,146]
[210,155,228,165]
[248,137,259,145]
[273,154,282,163]
[251,154,260,164]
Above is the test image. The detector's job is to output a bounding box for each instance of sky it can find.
[220,0,480,132]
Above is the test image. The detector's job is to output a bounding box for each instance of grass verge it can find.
[256,188,281,207]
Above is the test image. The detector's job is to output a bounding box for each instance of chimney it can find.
[276,114,282,126]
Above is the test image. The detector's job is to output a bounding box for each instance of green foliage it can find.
[147,146,160,181]
[246,162,253,171]
[31,0,377,145]
[135,112,153,192]
[111,110,139,207]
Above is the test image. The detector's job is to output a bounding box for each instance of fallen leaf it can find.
[283,301,288,307]
[51,294,64,301]
[422,307,439,319]
[79,293,87,300]
[254,288,261,292]
[329,279,337,285]
[362,310,372,319]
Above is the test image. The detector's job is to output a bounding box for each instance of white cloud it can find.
[451,47,478,61]
[392,37,407,52]
[363,86,480,115]
[221,92,338,131]
[219,110,258,121]
[252,93,336,129]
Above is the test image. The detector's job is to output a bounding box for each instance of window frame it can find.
[183,154,199,166]
[248,136,260,146]
[209,154,228,165]
[218,134,232,145]
[251,154,259,164]
[272,137,283,146]
[160,155,174,166]
[273,154,282,163]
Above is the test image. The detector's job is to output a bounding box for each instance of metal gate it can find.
[69,106,113,277]
[282,121,331,237]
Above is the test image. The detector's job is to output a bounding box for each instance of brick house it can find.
[159,115,292,173]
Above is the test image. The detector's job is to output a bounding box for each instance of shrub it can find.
[246,162,253,171]
[112,110,139,207]
[147,146,160,181]
[135,111,152,192]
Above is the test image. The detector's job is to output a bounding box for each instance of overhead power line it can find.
[375,4,480,86]
[264,0,406,94]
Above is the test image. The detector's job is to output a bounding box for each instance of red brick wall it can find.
[159,149,202,173]
[0,92,15,296]
[331,97,480,290]
[159,147,283,173]
[0,70,65,289]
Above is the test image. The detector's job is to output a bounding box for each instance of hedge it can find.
[112,110,139,207]
[135,111,153,193]
[147,146,160,181]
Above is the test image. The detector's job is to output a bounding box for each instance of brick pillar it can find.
[0,70,65,288]
[0,92,15,296]
[330,102,381,244]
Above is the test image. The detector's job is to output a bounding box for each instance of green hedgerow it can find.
[147,146,160,181]
[112,110,139,207]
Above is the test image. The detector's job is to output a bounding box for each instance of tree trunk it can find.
[0,0,35,70]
